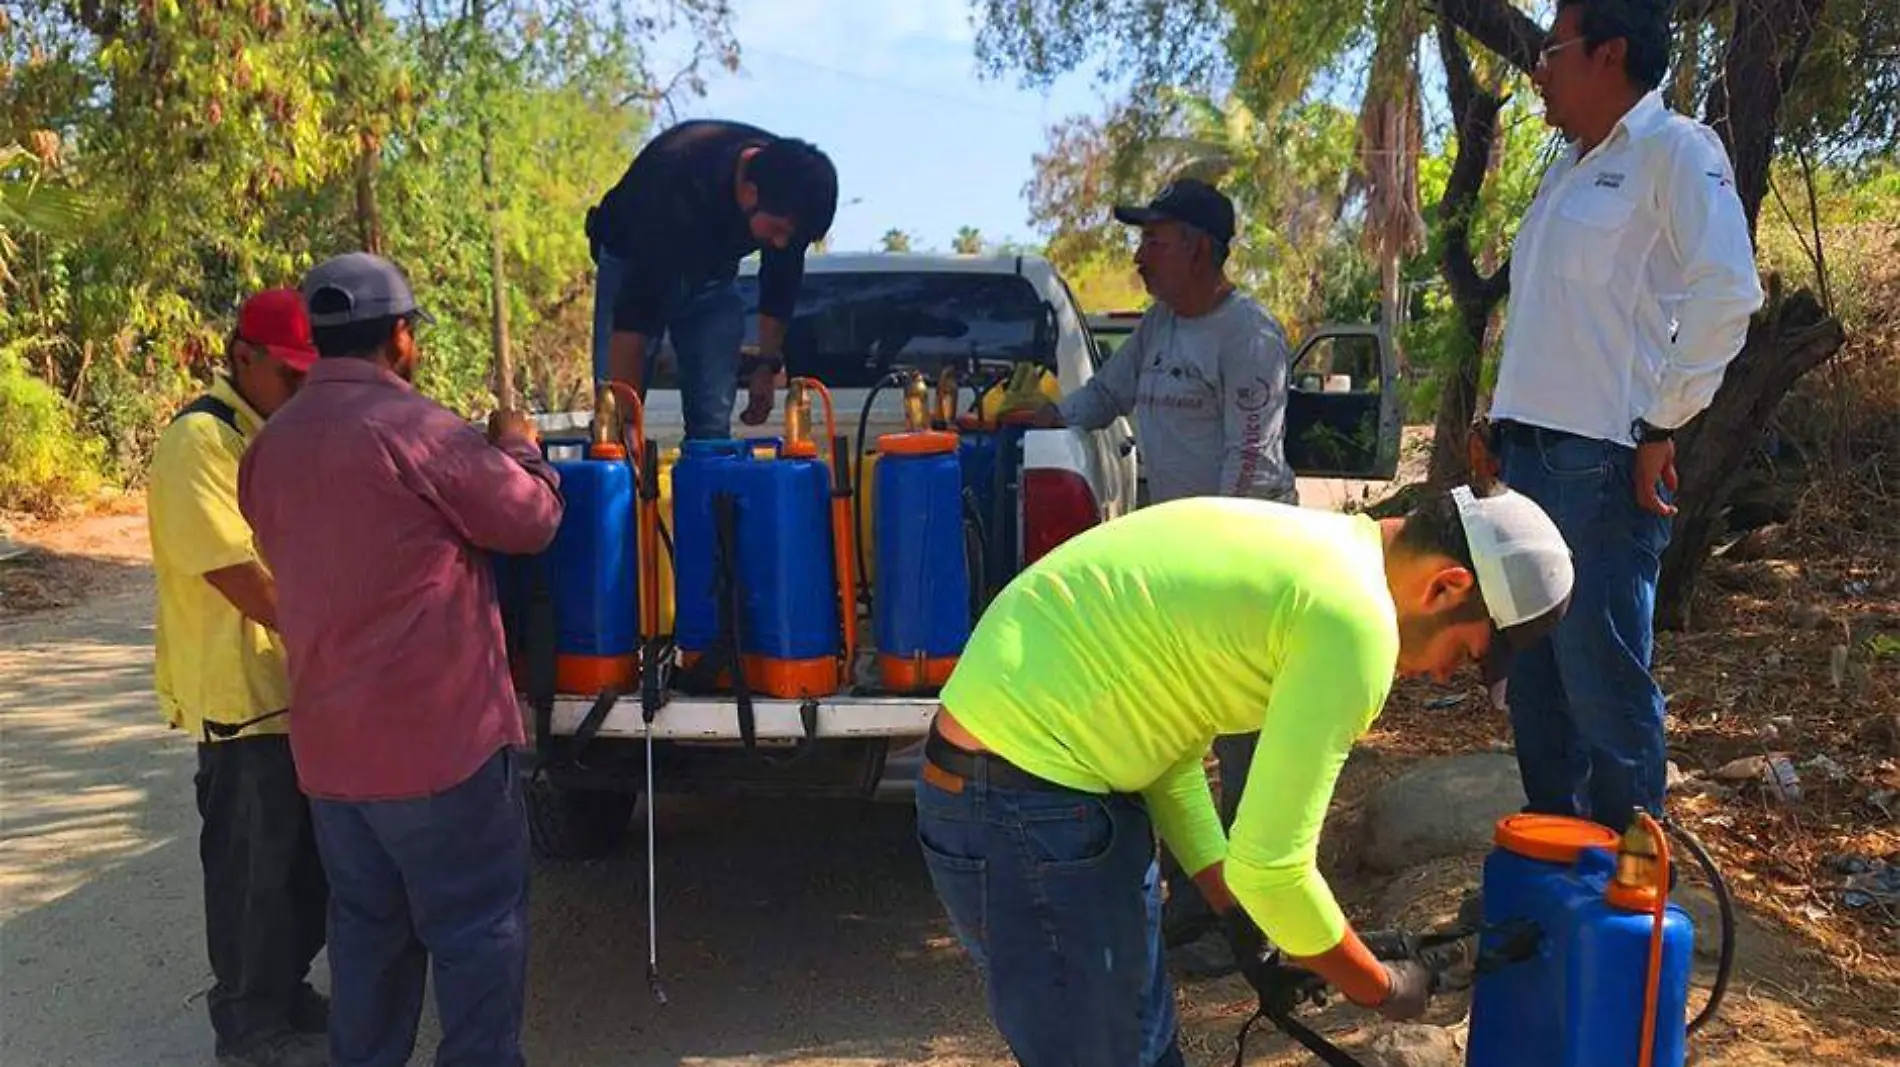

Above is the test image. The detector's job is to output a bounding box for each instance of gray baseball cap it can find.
[302,252,434,328]
[1451,485,1576,684]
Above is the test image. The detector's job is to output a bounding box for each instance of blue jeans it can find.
[309,748,530,1067]
[1499,426,1673,831]
[916,766,1183,1067]
[592,242,745,441]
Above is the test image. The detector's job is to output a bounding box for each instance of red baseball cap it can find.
[236,288,319,372]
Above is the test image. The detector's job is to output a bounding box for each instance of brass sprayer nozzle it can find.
[902,372,929,432]
[786,379,813,448]
[934,368,958,426]
[591,382,622,450]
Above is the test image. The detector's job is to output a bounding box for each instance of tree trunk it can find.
[480,121,514,410]
[1380,258,1404,370]
[1703,0,1827,238]
[1648,0,1838,629]
[1426,17,1510,489]
[1358,0,1426,372]
[1655,284,1844,628]
[1439,0,1845,633]
[354,138,383,255]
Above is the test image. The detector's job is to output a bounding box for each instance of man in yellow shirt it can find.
[148,289,328,1067]
[919,485,1574,1067]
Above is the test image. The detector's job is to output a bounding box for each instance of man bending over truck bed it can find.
[587,119,838,440]
[915,486,1574,1067]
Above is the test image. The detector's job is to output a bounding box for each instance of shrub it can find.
[0,343,106,516]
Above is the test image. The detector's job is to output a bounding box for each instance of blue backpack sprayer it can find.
[1226,809,1735,1067]
[494,364,1035,1007]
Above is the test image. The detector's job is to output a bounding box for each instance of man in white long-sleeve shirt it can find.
[1027,178,1296,984]
[1478,0,1763,833]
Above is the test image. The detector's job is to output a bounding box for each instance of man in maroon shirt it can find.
[239,252,563,1067]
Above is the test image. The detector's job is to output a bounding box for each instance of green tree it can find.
[979,0,1883,627]
[953,225,985,254]
[880,228,913,253]
[0,0,736,491]
[1025,91,1375,336]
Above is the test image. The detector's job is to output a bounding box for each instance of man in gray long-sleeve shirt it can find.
[1034,179,1297,506]
[1030,179,1296,976]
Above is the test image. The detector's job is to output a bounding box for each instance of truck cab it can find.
[517,253,1396,859]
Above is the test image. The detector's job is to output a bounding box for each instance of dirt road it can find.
[0,513,1017,1067]
[7,500,1895,1067]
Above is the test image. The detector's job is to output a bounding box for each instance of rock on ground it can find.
[1361,1022,1464,1067]
[1372,855,1484,933]
[1363,754,1526,874]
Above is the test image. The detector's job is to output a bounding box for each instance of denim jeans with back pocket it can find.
[1499,426,1673,830]
[916,765,1183,1067]
[592,241,745,441]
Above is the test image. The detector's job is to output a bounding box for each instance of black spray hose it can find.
[1664,814,1734,1034]
[961,488,988,623]
[852,372,906,610]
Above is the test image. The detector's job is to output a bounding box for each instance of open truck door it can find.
[1283,323,1401,481]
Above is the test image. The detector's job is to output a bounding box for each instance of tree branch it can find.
[1435,17,1510,312]
[1703,0,1827,236]
[1426,14,1514,487]
[1675,0,1731,21]
[62,0,122,38]
[1430,0,1545,74]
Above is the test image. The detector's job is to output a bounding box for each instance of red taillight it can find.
[1022,468,1100,565]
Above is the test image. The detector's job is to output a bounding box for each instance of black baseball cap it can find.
[302,252,434,328]
[1113,179,1236,246]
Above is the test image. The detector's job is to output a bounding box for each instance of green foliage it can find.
[1025,90,1382,336]
[989,0,1889,442]
[0,342,103,515]
[2,0,725,503]
[1769,0,1900,164]
[1063,250,1148,312]
[879,229,913,253]
[1398,93,1556,419]
[1754,157,1900,329]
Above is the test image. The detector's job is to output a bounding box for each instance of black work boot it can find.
[288,985,329,1035]
[1161,890,1218,949]
[216,1030,327,1067]
[1167,927,1240,980]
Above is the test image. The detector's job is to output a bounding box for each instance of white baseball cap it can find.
[1452,485,1575,683]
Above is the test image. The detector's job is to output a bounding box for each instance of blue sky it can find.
[649,0,1121,254]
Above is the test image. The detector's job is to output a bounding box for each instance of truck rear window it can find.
[645,270,1053,390]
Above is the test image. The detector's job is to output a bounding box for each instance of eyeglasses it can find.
[1536,36,1585,69]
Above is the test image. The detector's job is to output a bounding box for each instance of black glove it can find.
[1376,959,1434,1021]
[1220,911,1323,1015]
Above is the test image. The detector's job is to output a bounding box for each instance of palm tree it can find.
[0,143,94,283]
[879,228,912,253]
[953,226,985,254]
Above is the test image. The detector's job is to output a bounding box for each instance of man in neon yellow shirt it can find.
[918,485,1573,1066]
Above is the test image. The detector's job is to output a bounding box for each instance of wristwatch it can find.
[1632,418,1674,444]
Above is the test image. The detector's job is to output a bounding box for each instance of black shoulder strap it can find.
[524,554,559,770]
[172,394,241,435]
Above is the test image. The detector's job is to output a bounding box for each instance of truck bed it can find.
[542,692,937,740]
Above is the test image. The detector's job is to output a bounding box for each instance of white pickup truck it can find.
[519,251,1399,859]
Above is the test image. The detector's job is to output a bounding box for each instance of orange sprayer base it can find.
[676,651,840,699]
[877,653,958,693]
[554,654,638,695]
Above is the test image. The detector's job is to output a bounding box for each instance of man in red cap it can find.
[148,289,330,1067]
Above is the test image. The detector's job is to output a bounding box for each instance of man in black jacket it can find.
[587,119,838,439]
